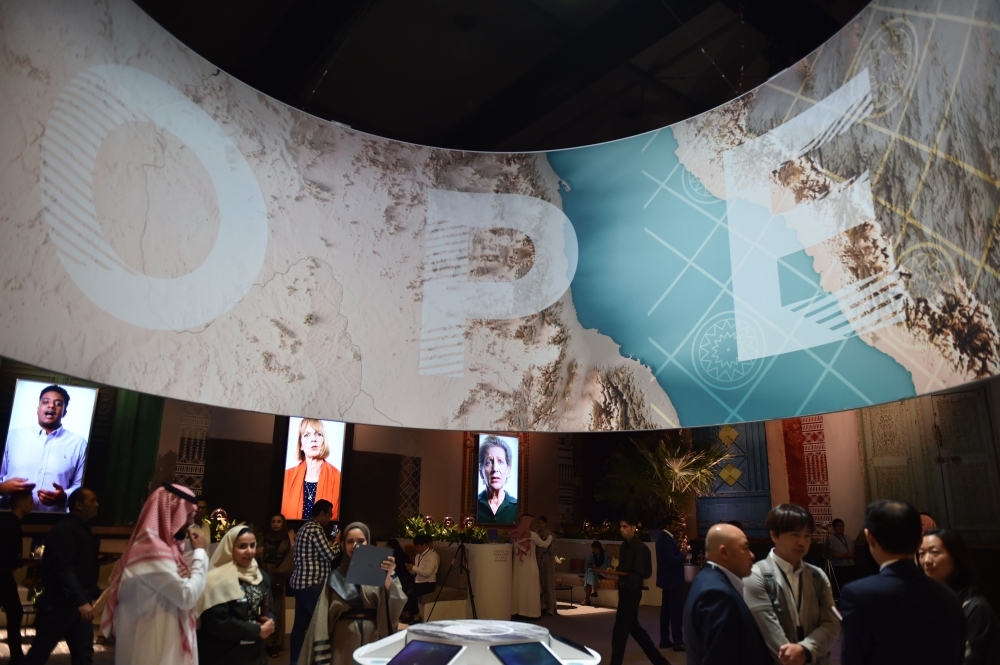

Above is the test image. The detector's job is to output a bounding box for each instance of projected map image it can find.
[0,0,998,431]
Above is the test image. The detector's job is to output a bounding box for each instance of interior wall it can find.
[823,409,866,538]
[353,425,560,525]
[764,411,866,537]
[207,407,275,443]
[764,419,790,505]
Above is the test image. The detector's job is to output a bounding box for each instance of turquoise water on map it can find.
[546,128,915,427]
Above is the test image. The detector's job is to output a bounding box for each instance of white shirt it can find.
[708,561,745,596]
[879,557,907,571]
[770,550,804,628]
[413,548,440,583]
[1,426,88,512]
[111,549,208,665]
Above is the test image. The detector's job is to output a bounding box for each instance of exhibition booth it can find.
[3,0,1000,661]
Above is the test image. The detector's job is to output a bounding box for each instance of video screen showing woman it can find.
[475,434,519,525]
[281,418,344,520]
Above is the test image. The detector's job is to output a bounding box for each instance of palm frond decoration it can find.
[597,430,731,519]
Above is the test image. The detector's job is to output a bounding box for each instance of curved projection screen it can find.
[1,0,999,432]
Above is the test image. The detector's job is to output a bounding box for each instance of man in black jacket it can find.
[655,512,688,651]
[840,500,965,665]
[23,487,101,665]
[604,517,669,665]
[0,490,34,663]
[683,523,771,665]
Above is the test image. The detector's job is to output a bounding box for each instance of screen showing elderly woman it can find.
[281,418,345,520]
[475,434,519,524]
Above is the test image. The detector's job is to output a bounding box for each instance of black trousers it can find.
[289,583,324,665]
[0,570,24,660]
[22,598,93,665]
[403,582,436,617]
[658,586,684,646]
[610,585,669,665]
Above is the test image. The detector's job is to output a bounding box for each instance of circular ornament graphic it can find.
[691,311,765,390]
[39,65,268,330]
[854,18,920,118]
[681,168,719,205]
[898,242,957,302]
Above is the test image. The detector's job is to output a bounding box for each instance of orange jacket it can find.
[281,461,341,519]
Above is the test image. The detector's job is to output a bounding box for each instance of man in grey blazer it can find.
[744,504,840,665]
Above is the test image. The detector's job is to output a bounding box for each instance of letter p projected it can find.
[418,190,579,377]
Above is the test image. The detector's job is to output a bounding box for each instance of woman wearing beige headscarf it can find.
[196,526,275,665]
[298,522,406,665]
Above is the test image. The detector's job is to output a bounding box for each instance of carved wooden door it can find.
[859,400,931,510]
[931,392,1000,540]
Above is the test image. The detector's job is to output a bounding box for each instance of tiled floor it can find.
[2,603,843,664]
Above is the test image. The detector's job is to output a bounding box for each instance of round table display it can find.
[352,620,601,665]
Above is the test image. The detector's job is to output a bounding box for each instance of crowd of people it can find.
[4,484,1000,665]
[667,500,999,665]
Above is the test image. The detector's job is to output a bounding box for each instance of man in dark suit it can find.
[840,499,965,665]
[656,512,688,651]
[683,523,771,665]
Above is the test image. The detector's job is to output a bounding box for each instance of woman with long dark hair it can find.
[920,529,1000,664]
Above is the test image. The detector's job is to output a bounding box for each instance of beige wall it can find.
[207,406,275,443]
[765,419,790,506]
[824,410,867,538]
[764,410,867,537]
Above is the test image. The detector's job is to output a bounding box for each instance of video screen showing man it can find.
[1,383,96,512]
[476,434,519,525]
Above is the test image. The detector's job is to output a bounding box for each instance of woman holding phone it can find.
[298,522,406,664]
[196,526,275,665]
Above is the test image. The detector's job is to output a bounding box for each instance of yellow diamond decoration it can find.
[718,425,739,446]
[719,463,743,486]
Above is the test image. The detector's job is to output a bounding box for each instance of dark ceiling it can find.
[134,0,870,152]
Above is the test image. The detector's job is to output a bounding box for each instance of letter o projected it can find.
[39,65,268,330]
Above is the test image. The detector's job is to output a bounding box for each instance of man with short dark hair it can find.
[823,518,856,593]
[1,385,88,511]
[839,499,965,665]
[684,523,771,665]
[655,512,688,651]
[0,490,34,663]
[23,487,101,665]
[744,504,840,665]
[288,499,337,665]
[403,534,439,622]
[604,517,669,665]
[193,496,209,524]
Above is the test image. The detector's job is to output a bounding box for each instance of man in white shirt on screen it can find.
[403,534,439,623]
[0,385,88,512]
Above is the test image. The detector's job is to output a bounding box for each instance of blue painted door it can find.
[694,421,772,539]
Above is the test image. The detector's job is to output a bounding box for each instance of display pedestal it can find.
[465,543,512,620]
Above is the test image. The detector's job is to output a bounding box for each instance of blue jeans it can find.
[289,583,325,665]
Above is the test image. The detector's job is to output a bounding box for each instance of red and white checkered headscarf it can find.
[100,484,198,655]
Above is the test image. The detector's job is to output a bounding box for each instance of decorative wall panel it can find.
[696,421,771,538]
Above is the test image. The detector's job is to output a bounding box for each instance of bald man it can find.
[683,524,771,665]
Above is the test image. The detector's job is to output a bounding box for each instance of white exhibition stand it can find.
[353,620,600,665]
[465,543,512,620]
